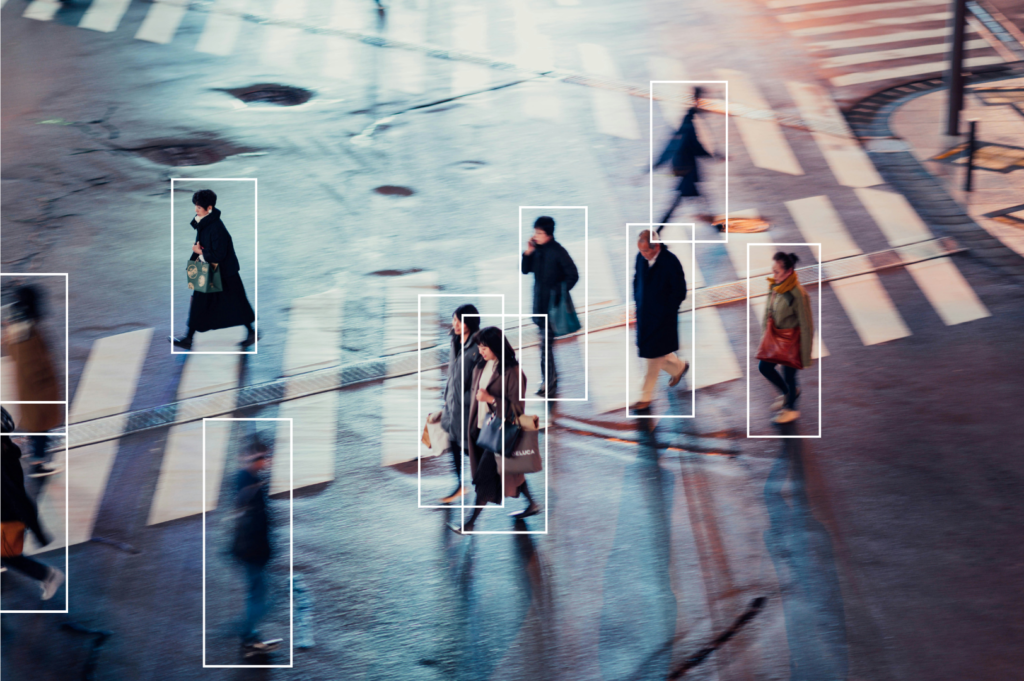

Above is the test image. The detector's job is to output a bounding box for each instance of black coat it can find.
[1,436,50,547]
[633,247,687,359]
[441,331,482,446]
[521,240,579,319]
[186,208,255,333]
[231,468,271,566]
[191,208,241,275]
[656,110,711,194]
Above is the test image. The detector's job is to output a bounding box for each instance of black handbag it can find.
[476,412,522,455]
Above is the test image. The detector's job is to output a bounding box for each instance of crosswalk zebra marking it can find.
[23,0,61,22]
[682,306,743,390]
[854,187,933,247]
[384,272,440,356]
[647,56,691,126]
[451,6,491,97]
[789,11,952,36]
[588,327,642,413]
[512,0,555,73]
[578,43,641,140]
[808,26,972,51]
[262,0,306,70]
[381,371,443,467]
[69,329,152,423]
[136,0,189,44]
[785,195,861,260]
[786,81,883,188]
[723,209,774,279]
[819,38,991,69]
[386,10,427,95]
[195,0,247,56]
[830,55,1004,87]
[282,289,343,382]
[717,69,803,176]
[778,0,948,24]
[79,0,132,33]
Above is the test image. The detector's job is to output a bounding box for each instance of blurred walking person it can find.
[439,304,483,504]
[1,408,64,600]
[2,285,63,477]
[230,440,283,658]
[448,327,540,534]
[757,252,814,424]
[654,87,714,230]
[173,189,257,350]
[632,230,688,412]
[521,216,579,397]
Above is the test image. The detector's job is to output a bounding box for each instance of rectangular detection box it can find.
[745,243,823,439]
[649,80,729,245]
[624,224,696,419]
[202,417,293,668]
[171,178,258,355]
[518,206,588,402]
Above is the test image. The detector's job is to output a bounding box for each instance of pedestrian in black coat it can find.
[655,88,714,229]
[439,304,482,504]
[521,216,579,395]
[632,230,689,410]
[173,189,256,350]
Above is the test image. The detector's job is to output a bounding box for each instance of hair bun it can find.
[789,253,800,265]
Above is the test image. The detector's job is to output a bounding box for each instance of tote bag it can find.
[504,414,542,474]
[185,258,223,293]
[548,282,581,337]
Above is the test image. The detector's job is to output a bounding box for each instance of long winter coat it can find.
[1,436,50,548]
[441,332,482,448]
[231,467,271,567]
[466,361,527,505]
[761,275,815,370]
[521,240,579,325]
[187,208,255,333]
[655,109,711,196]
[4,323,62,433]
[633,247,687,359]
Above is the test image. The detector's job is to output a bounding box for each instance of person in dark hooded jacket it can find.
[172,189,257,350]
[0,407,64,600]
[438,304,482,504]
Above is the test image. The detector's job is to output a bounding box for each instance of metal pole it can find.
[946,0,968,135]
[965,119,977,192]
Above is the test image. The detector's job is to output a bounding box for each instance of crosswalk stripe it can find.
[656,228,706,288]
[778,0,947,23]
[564,238,620,309]
[682,306,743,389]
[136,0,189,44]
[381,371,443,466]
[79,0,132,33]
[750,296,829,358]
[262,0,306,70]
[768,0,854,7]
[476,253,521,317]
[196,0,247,56]
[387,9,427,95]
[647,56,691,126]
[23,0,61,22]
[830,275,912,345]
[512,0,555,72]
[716,69,803,176]
[830,55,1004,87]
[578,43,641,140]
[383,272,440,355]
[451,6,491,95]
[789,11,952,36]
[281,289,343,382]
[322,35,356,81]
[588,327,642,413]
[786,81,883,188]
[808,26,970,51]
[854,187,933,247]
[69,329,152,423]
[904,258,990,326]
[820,38,990,69]
[30,441,114,552]
[785,195,861,260]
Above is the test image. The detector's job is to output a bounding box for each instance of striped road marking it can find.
[785,195,861,260]
[778,0,948,24]
[23,0,61,22]
[789,11,952,37]
[196,0,247,56]
[69,329,152,423]
[136,0,189,44]
[820,38,990,69]
[716,69,803,176]
[451,6,491,96]
[578,43,641,140]
[829,275,911,345]
[262,0,307,70]
[681,307,742,390]
[384,272,440,356]
[808,26,970,51]
[830,55,1004,87]
[79,0,132,32]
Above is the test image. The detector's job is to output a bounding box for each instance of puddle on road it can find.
[123,136,257,167]
[220,84,313,107]
[373,185,415,197]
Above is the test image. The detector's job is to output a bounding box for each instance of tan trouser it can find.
[640,353,686,403]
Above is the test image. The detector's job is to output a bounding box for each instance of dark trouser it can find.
[184,299,254,340]
[2,554,49,582]
[464,476,534,529]
[30,436,49,462]
[450,442,464,488]
[534,317,557,389]
[658,191,711,229]
[759,360,799,409]
[239,561,270,644]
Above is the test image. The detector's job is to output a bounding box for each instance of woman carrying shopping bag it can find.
[448,327,541,534]
[757,252,814,424]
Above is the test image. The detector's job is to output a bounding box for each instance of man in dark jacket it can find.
[521,216,579,396]
[439,304,482,504]
[231,441,282,657]
[632,230,689,411]
[654,90,713,230]
[173,189,257,350]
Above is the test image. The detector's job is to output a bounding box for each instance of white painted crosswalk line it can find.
[282,289,343,381]
[820,39,990,69]
[451,6,491,96]
[790,11,952,36]
[750,296,829,358]
[70,329,152,423]
[785,195,861,260]
[830,56,1003,87]
[904,258,990,325]
[381,370,443,466]
[589,327,643,414]
[830,275,912,345]
[79,0,132,32]
[384,272,440,355]
[512,0,554,72]
[854,187,933,247]
[786,81,883,188]
[716,69,803,176]
[656,227,706,288]
[680,307,742,390]
[23,0,61,22]
[778,0,947,23]
[808,26,971,51]
[648,56,690,126]
[263,0,306,70]
[322,0,362,81]
[563,238,621,309]
[578,43,641,140]
[387,10,427,95]
[477,253,521,318]
[136,0,189,44]
[29,441,109,553]
[196,0,247,56]
[768,0,855,7]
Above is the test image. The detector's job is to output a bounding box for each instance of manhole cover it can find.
[373,185,415,196]
[221,84,313,106]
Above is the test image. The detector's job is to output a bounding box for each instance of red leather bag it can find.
[756,317,803,370]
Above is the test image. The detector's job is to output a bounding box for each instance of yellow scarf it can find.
[767,272,797,295]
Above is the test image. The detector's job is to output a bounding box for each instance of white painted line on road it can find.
[176,330,246,399]
[32,441,116,550]
[195,0,247,56]
[322,36,356,81]
[820,38,990,68]
[69,329,152,423]
[648,57,690,125]
[680,306,742,390]
[262,0,306,70]
[79,0,133,32]
[854,187,933,247]
[716,69,803,176]
[136,0,189,44]
[451,6,491,96]
[786,81,883,188]
[381,371,443,466]
[282,289,343,384]
[768,0,850,8]
[512,0,555,72]
[272,392,337,493]
[789,11,952,36]
[808,25,971,51]
[657,226,707,288]
[830,55,1004,86]
[579,43,641,139]
[588,326,643,414]
[778,0,947,23]
[386,5,428,95]
[830,274,912,345]
[905,258,990,326]
[786,195,861,260]
[564,237,620,308]
[23,0,61,22]
[384,272,439,355]
[477,253,521,318]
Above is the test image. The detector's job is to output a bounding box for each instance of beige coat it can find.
[467,361,527,503]
[761,277,815,370]
[5,325,62,432]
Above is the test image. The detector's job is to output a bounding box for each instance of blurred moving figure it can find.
[757,252,815,424]
[449,327,540,534]
[439,304,482,505]
[230,439,283,658]
[2,285,63,478]
[173,189,257,350]
[1,407,64,601]
[632,230,688,412]
[521,216,579,397]
[655,87,715,229]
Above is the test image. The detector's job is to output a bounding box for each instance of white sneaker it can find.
[41,566,64,601]
[243,639,283,658]
[772,409,799,424]
[771,388,800,412]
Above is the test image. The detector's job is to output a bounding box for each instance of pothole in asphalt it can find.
[373,185,415,197]
[221,84,313,106]
[124,137,256,167]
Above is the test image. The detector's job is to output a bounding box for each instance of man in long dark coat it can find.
[632,230,688,410]
[521,216,579,396]
[173,189,256,350]
[655,98,712,230]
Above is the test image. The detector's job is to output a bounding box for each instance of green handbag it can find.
[185,258,223,293]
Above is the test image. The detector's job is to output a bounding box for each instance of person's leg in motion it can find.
[636,356,664,408]
[241,562,269,644]
[658,192,685,231]
[2,555,63,600]
[663,352,689,386]
[440,443,464,503]
[782,365,799,409]
[759,360,788,395]
[511,481,540,517]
